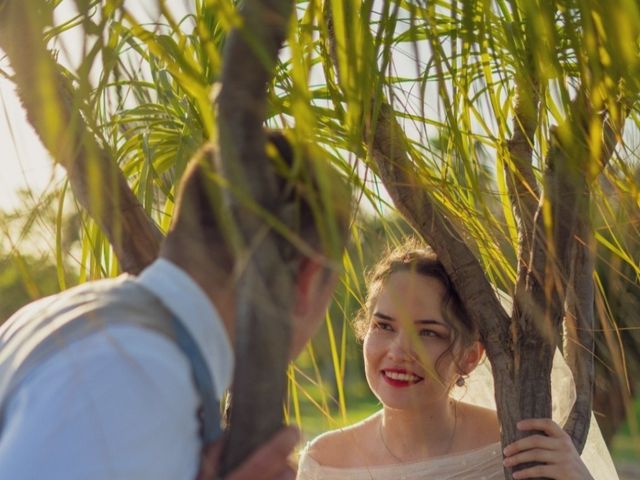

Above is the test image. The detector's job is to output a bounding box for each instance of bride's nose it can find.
[386,329,415,359]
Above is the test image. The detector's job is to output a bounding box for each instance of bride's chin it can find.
[376,389,452,413]
[377,395,431,412]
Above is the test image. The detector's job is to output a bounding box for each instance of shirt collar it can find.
[137,258,234,399]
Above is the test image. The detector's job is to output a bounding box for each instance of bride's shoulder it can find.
[304,413,377,467]
[457,402,501,445]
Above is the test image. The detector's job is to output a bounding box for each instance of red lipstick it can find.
[381,368,423,388]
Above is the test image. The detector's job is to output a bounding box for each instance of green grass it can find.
[611,397,640,462]
[293,373,380,442]
[298,398,379,442]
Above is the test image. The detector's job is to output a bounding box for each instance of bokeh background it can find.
[1,0,638,477]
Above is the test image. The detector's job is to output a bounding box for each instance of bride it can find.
[297,243,617,479]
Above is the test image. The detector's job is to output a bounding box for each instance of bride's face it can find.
[363,271,461,410]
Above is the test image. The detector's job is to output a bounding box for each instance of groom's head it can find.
[163,130,352,356]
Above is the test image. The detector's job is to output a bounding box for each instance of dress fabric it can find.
[297,442,505,480]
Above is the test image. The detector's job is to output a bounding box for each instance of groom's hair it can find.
[165,130,351,273]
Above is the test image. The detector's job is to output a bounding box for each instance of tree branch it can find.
[562,104,626,451]
[523,93,593,348]
[216,0,298,474]
[0,0,162,274]
[506,83,540,258]
[535,94,626,452]
[598,110,624,176]
[507,81,546,337]
[563,215,595,452]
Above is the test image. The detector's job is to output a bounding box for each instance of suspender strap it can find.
[168,314,222,444]
[1,285,223,446]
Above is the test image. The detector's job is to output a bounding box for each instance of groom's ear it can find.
[289,257,338,359]
[293,258,323,316]
[459,341,484,375]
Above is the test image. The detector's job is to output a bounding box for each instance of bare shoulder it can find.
[456,402,501,447]
[304,414,378,468]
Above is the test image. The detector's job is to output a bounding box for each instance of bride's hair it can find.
[353,238,478,372]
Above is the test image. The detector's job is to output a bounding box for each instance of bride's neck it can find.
[380,398,458,461]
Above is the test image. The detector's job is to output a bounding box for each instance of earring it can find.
[455,376,465,387]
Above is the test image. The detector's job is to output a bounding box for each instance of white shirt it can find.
[0,259,234,480]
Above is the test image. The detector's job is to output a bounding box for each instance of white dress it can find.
[297,442,505,480]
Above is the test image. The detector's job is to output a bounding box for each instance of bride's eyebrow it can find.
[415,319,451,330]
[374,312,448,329]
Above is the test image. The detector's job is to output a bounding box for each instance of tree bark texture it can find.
[0,0,162,274]
[216,0,298,474]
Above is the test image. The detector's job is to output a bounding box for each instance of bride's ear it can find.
[459,341,485,375]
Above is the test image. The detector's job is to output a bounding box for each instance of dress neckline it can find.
[303,440,502,471]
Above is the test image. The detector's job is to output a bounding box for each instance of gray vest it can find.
[0,275,221,444]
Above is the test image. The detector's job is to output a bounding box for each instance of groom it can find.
[0,131,351,480]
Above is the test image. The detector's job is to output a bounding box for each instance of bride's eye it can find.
[419,329,439,338]
[372,320,393,332]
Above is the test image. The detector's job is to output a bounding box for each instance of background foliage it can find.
[0,0,638,468]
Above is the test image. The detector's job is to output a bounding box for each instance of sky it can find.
[0,78,58,212]
[0,0,191,213]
